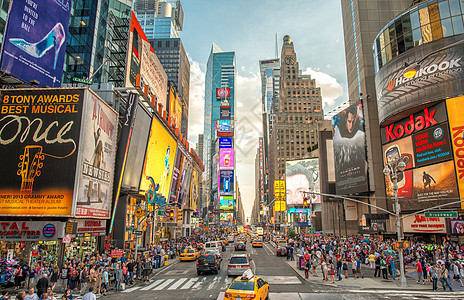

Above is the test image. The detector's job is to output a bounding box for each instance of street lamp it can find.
[383,156,408,287]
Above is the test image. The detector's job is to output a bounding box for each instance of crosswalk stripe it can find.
[167,277,188,290]
[181,277,198,289]
[153,278,175,290]
[122,286,141,293]
[140,279,165,291]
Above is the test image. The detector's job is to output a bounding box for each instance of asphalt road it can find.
[104,239,462,300]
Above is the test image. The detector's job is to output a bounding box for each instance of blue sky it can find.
[180,0,348,219]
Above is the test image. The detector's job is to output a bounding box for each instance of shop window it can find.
[449,0,461,16]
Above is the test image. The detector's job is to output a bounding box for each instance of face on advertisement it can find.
[286,174,309,205]
[346,111,356,134]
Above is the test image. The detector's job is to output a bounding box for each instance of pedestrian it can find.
[127,260,135,285]
[439,264,453,292]
[304,251,310,279]
[36,273,49,299]
[356,256,364,279]
[143,259,151,282]
[351,257,357,279]
[369,252,375,269]
[115,264,123,292]
[44,291,56,300]
[380,256,388,280]
[451,261,464,287]
[50,266,58,292]
[391,258,397,281]
[82,287,96,300]
[23,288,38,300]
[322,260,328,282]
[290,245,294,261]
[0,291,9,300]
[431,263,439,291]
[336,257,342,281]
[342,259,348,279]
[416,259,425,284]
[101,267,109,296]
[374,256,381,278]
[79,267,89,295]
[59,265,68,292]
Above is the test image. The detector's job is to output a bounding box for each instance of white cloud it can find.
[187,56,206,145]
[302,67,344,107]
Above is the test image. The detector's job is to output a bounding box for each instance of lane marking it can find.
[121,286,141,293]
[181,277,198,289]
[167,277,188,290]
[140,279,165,291]
[153,278,175,290]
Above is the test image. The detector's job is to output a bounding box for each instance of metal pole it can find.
[393,173,407,287]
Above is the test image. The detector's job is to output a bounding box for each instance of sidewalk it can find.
[286,260,464,292]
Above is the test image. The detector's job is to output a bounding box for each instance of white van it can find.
[204,241,223,253]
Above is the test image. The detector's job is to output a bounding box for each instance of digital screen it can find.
[219,170,234,196]
[220,196,234,210]
[219,138,232,148]
[216,88,230,100]
[285,158,320,205]
[220,106,231,120]
[412,123,452,167]
[219,148,234,169]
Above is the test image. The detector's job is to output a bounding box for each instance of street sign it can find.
[164,209,171,217]
[308,228,315,234]
[134,231,143,236]
[126,226,136,231]
[135,208,145,219]
[157,210,164,216]
[73,77,93,85]
[424,212,457,218]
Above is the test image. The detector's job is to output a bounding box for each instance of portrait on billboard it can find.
[332,101,368,194]
[75,91,118,218]
[451,221,464,234]
[412,160,458,203]
[285,158,320,205]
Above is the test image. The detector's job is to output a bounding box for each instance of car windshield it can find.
[230,257,248,264]
[188,250,195,253]
[199,255,215,262]
[229,280,255,291]
[236,242,244,246]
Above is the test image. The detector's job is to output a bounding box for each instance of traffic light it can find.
[303,197,308,208]
[177,208,183,222]
[169,210,174,221]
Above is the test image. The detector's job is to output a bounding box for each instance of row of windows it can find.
[374,0,464,72]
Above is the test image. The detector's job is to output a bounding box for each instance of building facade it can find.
[135,0,183,39]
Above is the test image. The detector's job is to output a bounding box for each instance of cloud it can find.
[187,56,206,145]
[302,67,343,107]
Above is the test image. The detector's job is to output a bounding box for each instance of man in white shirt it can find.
[24,288,38,300]
[82,287,97,300]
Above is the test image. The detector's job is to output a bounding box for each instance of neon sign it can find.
[146,176,166,206]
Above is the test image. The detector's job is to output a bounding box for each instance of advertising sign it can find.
[110,249,124,258]
[220,212,233,222]
[332,101,369,194]
[140,117,178,201]
[0,221,64,241]
[0,0,72,87]
[219,138,232,148]
[286,158,320,205]
[0,88,84,216]
[375,39,464,125]
[220,105,231,120]
[446,96,464,210]
[219,170,234,196]
[75,91,118,218]
[412,123,452,167]
[126,12,167,109]
[451,220,464,234]
[220,196,234,210]
[169,85,182,130]
[217,120,233,133]
[219,148,234,169]
[216,88,230,100]
[74,219,106,237]
[402,214,447,234]
[168,149,184,204]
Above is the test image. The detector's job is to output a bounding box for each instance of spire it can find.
[212,42,223,53]
[275,33,278,59]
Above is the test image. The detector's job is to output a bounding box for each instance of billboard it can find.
[0,0,71,87]
[140,117,178,201]
[402,214,447,234]
[451,220,464,234]
[446,96,464,210]
[220,196,234,210]
[216,88,230,100]
[169,85,182,130]
[220,105,231,120]
[219,148,234,169]
[285,158,320,205]
[375,38,464,125]
[0,88,84,216]
[332,101,368,194]
[126,12,167,109]
[75,91,118,218]
[219,138,232,148]
[219,169,234,196]
[217,120,233,132]
[168,148,184,204]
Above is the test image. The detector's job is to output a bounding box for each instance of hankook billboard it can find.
[375,37,464,125]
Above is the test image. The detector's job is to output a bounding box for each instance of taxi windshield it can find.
[229,280,255,291]
[188,250,195,253]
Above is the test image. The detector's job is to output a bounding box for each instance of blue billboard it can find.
[0,0,72,87]
[219,138,232,148]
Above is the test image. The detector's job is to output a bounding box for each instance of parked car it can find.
[235,242,246,251]
[227,254,251,276]
[197,254,220,275]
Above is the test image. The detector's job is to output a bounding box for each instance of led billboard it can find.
[220,196,234,210]
[216,88,230,101]
[0,88,84,216]
[219,138,232,148]
[140,117,178,201]
[169,85,182,130]
[0,0,71,87]
[332,101,369,194]
[219,148,234,169]
[220,105,231,120]
[75,91,118,218]
[219,170,234,196]
[285,158,320,205]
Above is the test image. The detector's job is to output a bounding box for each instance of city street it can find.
[102,239,464,300]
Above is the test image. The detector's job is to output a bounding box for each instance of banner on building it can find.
[219,169,234,196]
[216,88,230,101]
[0,221,65,241]
[285,158,320,205]
[169,85,182,130]
[219,138,232,148]
[402,214,447,234]
[219,148,234,169]
[0,0,72,87]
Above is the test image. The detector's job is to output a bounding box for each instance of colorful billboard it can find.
[285,158,320,205]
[0,0,71,87]
[451,220,464,234]
[219,148,234,169]
[332,101,368,194]
[169,85,182,130]
[217,120,233,133]
[219,138,232,148]
[446,96,464,210]
[220,105,231,120]
[140,117,178,201]
[0,88,84,216]
[219,170,234,196]
[75,91,118,218]
[220,196,234,210]
[216,88,230,101]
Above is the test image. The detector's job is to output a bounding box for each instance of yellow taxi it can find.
[179,248,200,261]
[221,238,228,246]
[252,239,263,248]
[224,270,269,300]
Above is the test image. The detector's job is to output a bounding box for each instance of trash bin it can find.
[154,255,160,269]
[165,254,169,266]
[297,255,305,270]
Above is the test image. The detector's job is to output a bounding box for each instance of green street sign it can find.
[126,227,136,231]
[157,210,164,216]
[73,77,93,85]
[308,228,315,233]
[424,212,457,218]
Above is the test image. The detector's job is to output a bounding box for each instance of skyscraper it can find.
[135,0,184,39]
[340,0,411,217]
[203,43,236,224]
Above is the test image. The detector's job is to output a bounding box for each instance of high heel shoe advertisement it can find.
[0,0,72,87]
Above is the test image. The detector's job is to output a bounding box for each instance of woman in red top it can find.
[304,252,311,279]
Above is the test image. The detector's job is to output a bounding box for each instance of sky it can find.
[180,0,348,221]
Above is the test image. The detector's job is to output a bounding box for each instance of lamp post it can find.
[383,157,408,287]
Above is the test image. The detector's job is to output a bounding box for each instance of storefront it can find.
[402,214,448,243]
[63,219,106,261]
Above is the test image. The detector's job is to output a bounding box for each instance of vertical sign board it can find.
[74,90,118,218]
[0,88,84,216]
[0,0,72,87]
[446,96,464,209]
